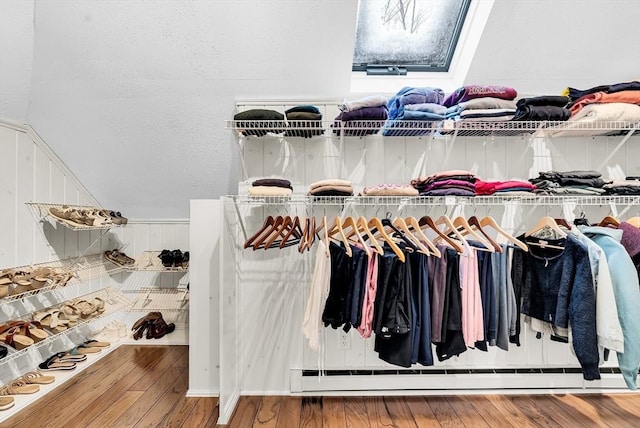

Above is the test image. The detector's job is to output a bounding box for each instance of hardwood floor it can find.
[2,345,639,427]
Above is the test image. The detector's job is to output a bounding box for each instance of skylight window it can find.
[352,0,472,75]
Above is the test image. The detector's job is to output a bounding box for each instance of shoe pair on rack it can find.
[0,267,74,298]
[49,206,128,228]
[0,321,48,350]
[158,249,189,269]
[104,249,136,267]
[131,312,175,340]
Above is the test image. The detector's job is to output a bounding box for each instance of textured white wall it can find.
[465,0,640,95]
[0,0,639,219]
[0,0,34,123]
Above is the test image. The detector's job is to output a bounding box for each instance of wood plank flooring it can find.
[2,345,639,427]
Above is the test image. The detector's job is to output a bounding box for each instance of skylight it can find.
[352,0,472,75]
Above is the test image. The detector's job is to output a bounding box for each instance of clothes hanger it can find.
[327,216,353,257]
[467,216,503,253]
[244,215,275,249]
[448,216,495,252]
[598,215,620,228]
[478,215,528,252]
[377,217,419,253]
[418,215,464,254]
[405,216,441,257]
[299,216,316,253]
[553,218,572,230]
[367,217,405,262]
[264,215,298,249]
[357,216,384,255]
[392,217,432,256]
[341,216,371,257]
[251,215,285,250]
[626,216,640,228]
[278,215,303,249]
[525,215,568,238]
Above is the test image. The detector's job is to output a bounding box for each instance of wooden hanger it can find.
[479,215,528,252]
[367,217,405,262]
[418,215,464,254]
[341,216,371,257]
[298,217,316,253]
[251,215,285,249]
[626,216,640,228]
[377,218,419,253]
[327,216,353,257]
[554,218,572,230]
[448,216,495,252]
[393,217,432,256]
[405,216,441,257]
[525,215,567,238]
[357,216,384,255]
[244,215,275,249]
[599,215,620,228]
[278,216,303,249]
[264,215,299,249]
[467,216,502,253]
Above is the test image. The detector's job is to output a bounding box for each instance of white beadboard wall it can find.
[0,120,190,267]
[0,120,190,343]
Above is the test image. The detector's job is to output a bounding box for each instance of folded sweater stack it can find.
[411,170,476,197]
[360,184,419,197]
[248,178,293,197]
[383,86,445,136]
[234,109,286,137]
[530,170,606,195]
[443,85,518,123]
[308,179,354,197]
[603,179,640,196]
[511,96,570,121]
[285,105,323,138]
[475,179,537,196]
[333,95,389,136]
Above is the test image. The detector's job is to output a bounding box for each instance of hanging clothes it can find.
[373,247,413,367]
[511,233,600,381]
[409,251,433,366]
[579,226,640,391]
[301,241,331,351]
[435,248,466,361]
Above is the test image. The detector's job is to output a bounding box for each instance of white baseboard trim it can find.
[186,389,220,397]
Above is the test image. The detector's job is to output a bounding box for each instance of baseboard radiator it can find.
[290,367,630,393]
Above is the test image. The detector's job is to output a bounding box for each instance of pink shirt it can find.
[459,247,484,347]
[356,249,379,339]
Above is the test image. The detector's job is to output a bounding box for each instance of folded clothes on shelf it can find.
[570,90,640,116]
[309,178,354,197]
[251,178,292,190]
[543,103,640,137]
[360,184,418,197]
[443,85,517,108]
[248,186,292,197]
[475,179,537,195]
[233,109,286,136]
[340,94,389,112]
[333,106,388,136]
[285,105,323,138]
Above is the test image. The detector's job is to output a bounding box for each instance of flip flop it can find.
[53,352,87,363]
[38,355,77,371]
[75,344,101,355]
[83,339,110,348]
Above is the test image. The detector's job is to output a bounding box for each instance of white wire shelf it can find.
[126,251,189,272]
[222,194,640,207]
[0,254,125,322]
[26,202,128,231]
[225,119,640,138]
[125,287,189,312]
[0,287,131,385]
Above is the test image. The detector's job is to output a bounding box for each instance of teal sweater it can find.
[581,226,640,390]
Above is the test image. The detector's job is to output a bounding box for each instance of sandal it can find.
[33,309,69,333]
[53,352,87,363]
[9,321,48,343]
[71,299,97,318]
[0,396,14,411]
[83,339,110,348]
[0,380,40,395]
[72,343,101,354]
[38,354,76,371]
[19,371,55,385]
[0,325,34,350]
[104,249,135,267]
[60,304,81,326]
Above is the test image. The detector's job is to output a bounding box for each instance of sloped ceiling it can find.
[0,0,639,218]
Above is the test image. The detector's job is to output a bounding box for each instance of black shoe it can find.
[0,345,7,359]
[158,249,174,268]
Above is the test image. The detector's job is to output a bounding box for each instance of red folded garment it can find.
[475,179,537,195]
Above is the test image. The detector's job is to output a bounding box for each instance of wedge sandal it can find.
[0,396,14,411]
[0,325,34,350]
